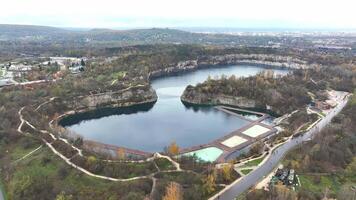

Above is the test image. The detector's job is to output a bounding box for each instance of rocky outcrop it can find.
[197,54,313,69]
[65,85,157,111]
[149,54,315,79]
[149,60,198,79]
[181,86,257,108]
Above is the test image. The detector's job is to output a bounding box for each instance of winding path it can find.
[15,91,349,199]
[18,107,181,182]
[210,94,350,200]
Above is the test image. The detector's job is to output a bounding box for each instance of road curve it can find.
[212,96,349,200]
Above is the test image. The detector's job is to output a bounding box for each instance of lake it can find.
[61,65,289,152]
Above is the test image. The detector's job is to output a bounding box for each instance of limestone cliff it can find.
[181,85,257,108]
[149,54,313,79]
[66,85,157,111]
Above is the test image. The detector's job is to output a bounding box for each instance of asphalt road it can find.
[214,97,349,200]
[0,187,4,200]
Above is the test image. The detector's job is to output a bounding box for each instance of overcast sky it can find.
[1,0,355,29]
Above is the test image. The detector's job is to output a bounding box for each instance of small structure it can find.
[69,65,85,74]
[271,167,298,187]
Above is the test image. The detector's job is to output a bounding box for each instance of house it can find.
[272,167,297,187]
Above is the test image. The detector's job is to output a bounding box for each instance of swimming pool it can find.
[183,147,224,162]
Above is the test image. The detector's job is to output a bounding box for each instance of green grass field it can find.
[240,156,265,168]
[298,174,343,196]
[0,134,152,200]
[241,169,253,175]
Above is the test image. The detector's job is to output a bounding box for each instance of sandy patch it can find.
[242,125,271,138]
[221,135,248,148]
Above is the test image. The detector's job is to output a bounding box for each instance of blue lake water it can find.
[61,65,289,152]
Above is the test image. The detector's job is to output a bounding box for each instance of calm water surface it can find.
[62,65,289,152]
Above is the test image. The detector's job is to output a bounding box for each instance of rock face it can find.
[149,60,198,79]
[66,85,157,111]
[149,54,314,79]
[181,86,257,108]
[197,54,312,69]
[63,54,311,112]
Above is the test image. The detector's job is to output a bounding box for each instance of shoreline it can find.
[57,104,277,162]
[52,59,305,160]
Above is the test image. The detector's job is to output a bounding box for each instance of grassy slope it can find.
[0,135,152,200]
[241,169,253,175]
[240,156,265,168]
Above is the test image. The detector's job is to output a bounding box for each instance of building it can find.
[272,168,297,186]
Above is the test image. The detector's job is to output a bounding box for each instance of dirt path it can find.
[12,145,43,163]
[35,97,57,111]
[17,106,183,183]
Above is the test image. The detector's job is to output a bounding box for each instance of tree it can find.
[81,59,86,66]
[56,192,73,200]
[87,156,97,165]
[167,141,179,156]
[117,147,126,160]
[272,185,297,200]
[249,141,264,156]
[203,173,216,195]
[162,182,182,200]
[337,184,356,200]
[222,163,233,182]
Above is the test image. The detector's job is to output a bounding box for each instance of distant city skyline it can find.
[1,0,356,30]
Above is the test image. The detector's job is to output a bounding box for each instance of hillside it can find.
[0,24,277,46]
[0,24,71,40]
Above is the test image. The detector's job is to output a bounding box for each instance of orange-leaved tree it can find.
[162,182,182,200]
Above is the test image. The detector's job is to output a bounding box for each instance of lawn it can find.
[10,144,42,161]
[3,147,152,200]
[298,174,343,196]
[241,169,253,175]
[0,134,152,200]
[240,156,265,168]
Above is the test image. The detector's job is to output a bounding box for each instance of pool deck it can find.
[179,106,277,163]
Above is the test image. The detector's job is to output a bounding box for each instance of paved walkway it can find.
[0,186,4,200]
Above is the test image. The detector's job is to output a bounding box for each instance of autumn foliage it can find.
[162,182,182,200]
[167,141,180,155]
